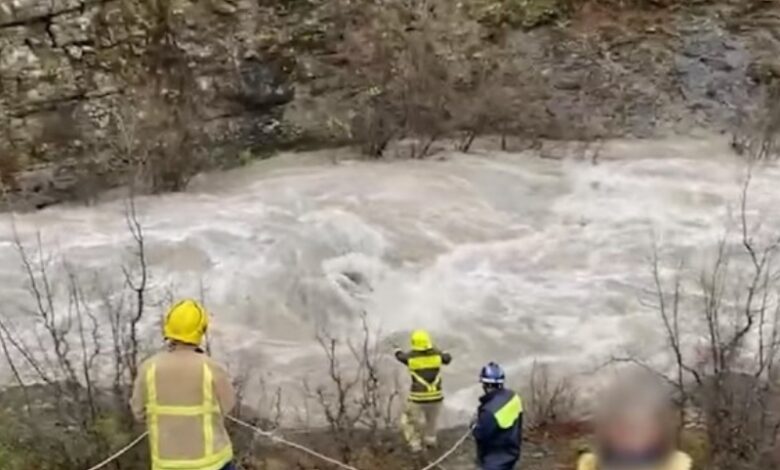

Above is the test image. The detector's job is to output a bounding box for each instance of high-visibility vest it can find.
[492,393,523,429]
[576,451,693,470]
[145,362,233,470]
[408,353,444,402]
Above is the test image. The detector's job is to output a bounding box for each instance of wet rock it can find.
[0,0,84,25]
[209,0,239,16]
[748,59,780,84]
[675,23,752,126]
[50,11,95,47]
[237,59,295,110]
[474,0,563,30]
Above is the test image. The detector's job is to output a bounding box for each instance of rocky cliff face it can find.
[1,0,778,210]
[0,0,293,209]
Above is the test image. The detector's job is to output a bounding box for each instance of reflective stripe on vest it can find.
[146,362,233,470]
[493,393,523,429]
[408,354,443,402]
[576,452,692,470]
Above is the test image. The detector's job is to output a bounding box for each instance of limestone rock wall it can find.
[0,0,293,209]
[1,0,778,210]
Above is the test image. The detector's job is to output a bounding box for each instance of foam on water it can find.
[2,136,779,420]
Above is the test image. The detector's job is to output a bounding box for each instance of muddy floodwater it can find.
[2,136,779,424]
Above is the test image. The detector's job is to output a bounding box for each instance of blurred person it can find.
[473,362,523,470]
[394,329,453,452]
[577,377,692,470]
[131,300,237,470]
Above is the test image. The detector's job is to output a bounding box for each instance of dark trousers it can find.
[220,463,236,470]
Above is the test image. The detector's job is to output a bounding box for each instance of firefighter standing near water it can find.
[473,362,524,470]
[394,329,453,452]
[130,299,237,470]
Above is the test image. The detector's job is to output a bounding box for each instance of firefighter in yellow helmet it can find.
[577,378,692,470]
[130,300,237,470]
[394,329,452,452]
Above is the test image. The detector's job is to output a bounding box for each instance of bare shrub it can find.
[396,34,454,158]
[642,175,780,469]
[732,81,780,161]
[338,0,533,158]
[302,314,402,462]
[94,0,210,193]
[449,51,512,153]
[0,197,157,469]
[110,27,209,193]
[0,143,19,191]
[136,104,207,193]
[344,23,405,158]
[752,82,780,161]
[230,361,284,430]
[524,361,577,431]
[339,2,452,159]
[350,94,401,159]
[229,367,288,467]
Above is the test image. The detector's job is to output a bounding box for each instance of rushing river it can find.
[2,136,779,423]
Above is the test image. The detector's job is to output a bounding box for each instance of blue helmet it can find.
[479,362,506,385]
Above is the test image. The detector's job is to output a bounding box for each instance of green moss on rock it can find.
[473,0,563,30]
[680,428,711,470]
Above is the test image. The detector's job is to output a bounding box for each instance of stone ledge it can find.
[0,0,115,29]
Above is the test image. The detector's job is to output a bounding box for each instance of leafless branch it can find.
[123,193,148,383]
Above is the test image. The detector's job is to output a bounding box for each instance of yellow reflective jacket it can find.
[577,451,692,470]
[395,348,452,403]
[130,346,236,470]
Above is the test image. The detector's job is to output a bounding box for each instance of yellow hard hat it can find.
[163,299,209,345]
[410,329,433,351]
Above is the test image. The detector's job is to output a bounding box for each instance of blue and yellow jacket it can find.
[473,388,524,470]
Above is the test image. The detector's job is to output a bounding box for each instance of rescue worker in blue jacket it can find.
[473,362,523,470]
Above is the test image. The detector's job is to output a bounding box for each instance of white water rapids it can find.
[2,136,779,423]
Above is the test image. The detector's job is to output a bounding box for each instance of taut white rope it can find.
[227,416,362,470]
[418,427,473,470]
[227,415,473,470]
[81,417,472,470]
[84,432,148,470]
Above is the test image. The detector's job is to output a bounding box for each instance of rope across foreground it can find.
[228,415,473,470]
[417,426,473,470]
[84,432,148,470]
[228,416,362,470]
[82,417,472,470]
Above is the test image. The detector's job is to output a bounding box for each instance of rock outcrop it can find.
[0,0,293,209]
[1,0,778,210]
